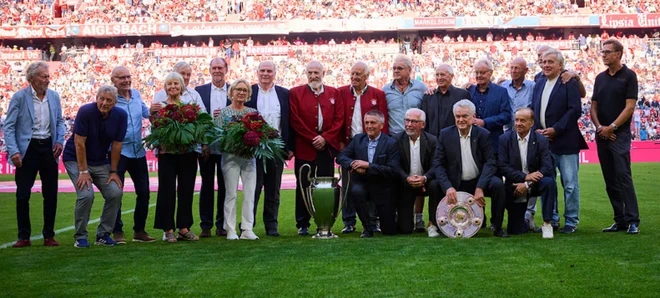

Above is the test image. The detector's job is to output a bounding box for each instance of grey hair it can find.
[163,72,185,91]
[474,59,493,71]
[394,54,413,70]
[405,108,426,122]
[542,49,565,67]
[453,99,476,116]
[25,61,48,82]
[352,61,371,75]
[210,57,227,68]
[173,61,191,72]
[364,110,385,124]
[258,60,277,73]
[229,78,253,101]
[537,44,553,54]
[306,60,325,72]
[435,64,454,75]
[96,85,118,99]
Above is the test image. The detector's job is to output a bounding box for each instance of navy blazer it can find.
[531,76,588,155]
[394,131,437,182]
[433,125,496,193]
[497,130,555,184]
[245,84,292,152]
[336,133,400,185]
[194,82,231,114]
[468,82,512,153]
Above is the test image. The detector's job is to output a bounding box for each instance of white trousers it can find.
[221,153,257,233]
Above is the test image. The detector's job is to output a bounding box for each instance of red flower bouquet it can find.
[218,112,286,162]
[144,103,220,153]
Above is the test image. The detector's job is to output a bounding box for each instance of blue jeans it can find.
[552,153,580,227]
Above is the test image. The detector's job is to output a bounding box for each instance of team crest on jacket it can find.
[330,98,335,104]
[371,99,377,106]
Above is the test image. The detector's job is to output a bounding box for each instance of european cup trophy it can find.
[299,164,349,238]
[436,191,484,238]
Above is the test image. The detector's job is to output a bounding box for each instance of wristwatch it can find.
[80,170,89,174]
[610,123,618,131]
[110,170,117,174]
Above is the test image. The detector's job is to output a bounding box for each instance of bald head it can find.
[110,66,131,94]
[257,60,277,88]
[509,58,528,82]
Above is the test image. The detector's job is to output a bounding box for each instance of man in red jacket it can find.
[290,61,345,236]
[337,61,388,234]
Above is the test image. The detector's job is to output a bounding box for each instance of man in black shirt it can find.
[590,38,640,234]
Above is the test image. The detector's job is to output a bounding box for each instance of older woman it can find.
[150,72,205,243]
[216,79,259,240]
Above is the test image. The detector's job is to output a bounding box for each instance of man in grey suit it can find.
[3,61,66,248]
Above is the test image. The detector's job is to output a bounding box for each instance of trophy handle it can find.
[338,166,350,213]
[298,164,315,216]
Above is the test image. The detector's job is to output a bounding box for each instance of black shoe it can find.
[627,224,639,234]
[266,230,280,237]
[603,223,628,232]
[481,215,488,229]
[493,229,510,238]
[560,225,577,234]
[298,227,309,236]
[341,225,356,234]
[372,226,382,233]
[360,230,374,238]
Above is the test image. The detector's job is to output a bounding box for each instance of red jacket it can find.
[338,85,389,143]
[289,84,345,161]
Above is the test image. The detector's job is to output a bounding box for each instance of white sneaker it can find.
[427,225,441,238]
[226,231,239,240]
[240,230,259,240]
[541,223,554,239]
[162,232,167,241]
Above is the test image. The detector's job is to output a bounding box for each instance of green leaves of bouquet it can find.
[218,112,286,163]
[143,103,221,153]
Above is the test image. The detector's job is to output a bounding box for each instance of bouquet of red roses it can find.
[218,112,286,163]
[143,103,220,153]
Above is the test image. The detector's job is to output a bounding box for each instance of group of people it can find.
[4,38,641,248]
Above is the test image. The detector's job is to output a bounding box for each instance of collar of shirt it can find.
[259,84,274,93]
[351,85,368,97]
[436,85,451,94]
[212,83,227,92]
[369,132,382,143]
[458,126,473,139]
[30,85,47,101]
[389,79,414,90]
[507,80,530,91]
[517,130,531,142]
[308,84,324,96]
[477,83,491,94]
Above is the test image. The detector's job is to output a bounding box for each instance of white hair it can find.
[474,59,493,71]
[173,61,191,72]
[405,108,426,122]
[394,54,413,70]
[306,60,325,72]
[542,49,565,67]
[352,61,371,74]
[453,99,476,116]
[435,64,454,75]
[258,60,277,73]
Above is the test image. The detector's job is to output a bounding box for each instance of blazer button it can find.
[350,107,353,110]
[315,126,318,130]
[315,116,318,119]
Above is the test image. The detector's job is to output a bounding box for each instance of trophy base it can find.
[312,231,338,239]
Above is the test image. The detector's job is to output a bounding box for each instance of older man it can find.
[290,61,344,236]
[501,58,535,131]
[63,85,127,248]
[384,54,428,136]
[535,45,587,98]
[433,99,508,237]
[422,64,471,138]
[195,58,231,237]
[337,61,388,234]
[4,61,65,248]
[110,66,155,244]
[532,49,588,234]
[245,60,292,237]
[393,108,440,236]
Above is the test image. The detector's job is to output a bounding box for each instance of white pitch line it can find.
[0,192,200,249]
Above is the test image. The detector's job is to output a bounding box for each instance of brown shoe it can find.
[132,231,156,243]
[44,238,59,246]
[12,239,31,248]
[113,232,127,244]
[216,229,227,237]
[200,228,212,238]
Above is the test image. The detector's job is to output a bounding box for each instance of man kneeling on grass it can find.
[63,85,127,248]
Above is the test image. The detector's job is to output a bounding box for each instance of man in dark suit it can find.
[532,49,588,234]
[498,108,557,238]
[337,110,400,237]
[433,99,508,237]
[394,108,440,236]
[194,57,232,237]
[245,60,292,237]
[467,59,512,154]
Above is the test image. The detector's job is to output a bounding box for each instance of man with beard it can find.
[289,61,344,236]
[337,61,388,234]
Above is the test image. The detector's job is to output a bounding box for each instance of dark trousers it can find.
[351,181,396,235]
[114,155,150,233]
[15,139,58,240]
[198,154,225,230]
[154,153,197,230]
[506,176,557,234]
[597,130,640,225]
[400,179,440,234]
[457,177,506,230]
[254,157,283,231]
[341,165,378,227]
[294,148,335,229]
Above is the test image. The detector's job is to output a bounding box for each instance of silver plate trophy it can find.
[436,191,484,238]
[299,164,349,239]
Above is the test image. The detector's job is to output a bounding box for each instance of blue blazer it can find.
[194,82,231,114]
[336,133,400,185]
[468,82,512,153]
[3,87,66,165]
[245,84,292,152]
[497,130,555,185]
[531,77,588,155]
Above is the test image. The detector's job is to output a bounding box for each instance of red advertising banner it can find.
[600,13,660,29]
[0,25,66,39]
[288,18,400,32]
[0,50,42,61]
[244,44,400,56]
[539,15,594,27]
[66,23,170,37]
[413,17,456,28]
[87,47,222,58]
[170,22,287,36]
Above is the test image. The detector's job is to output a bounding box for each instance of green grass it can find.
[0,169,295,182]
[0,164,659,297]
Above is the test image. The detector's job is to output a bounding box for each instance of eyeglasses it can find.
[233,88,249,93]
[404,118,423,124]
[600,50,619,55]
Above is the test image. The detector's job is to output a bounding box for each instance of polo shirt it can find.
[592,64,638,129]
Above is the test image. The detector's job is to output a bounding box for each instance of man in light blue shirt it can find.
[110,66,155,243]
[383,54,428,135]
[500,57,535,131]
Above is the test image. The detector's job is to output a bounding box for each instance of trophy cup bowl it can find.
[299,164,348,239]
